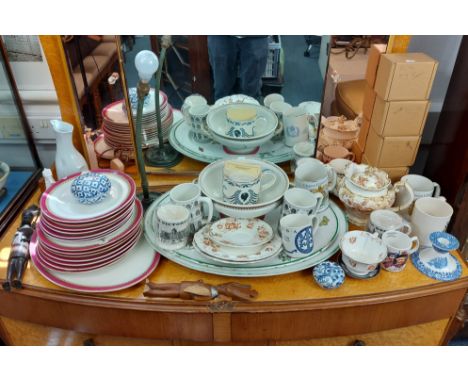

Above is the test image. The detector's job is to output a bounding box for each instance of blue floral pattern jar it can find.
[71,172,112,205]
[313,261,345,289]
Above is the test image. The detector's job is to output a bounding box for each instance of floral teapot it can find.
[338,163,414,226]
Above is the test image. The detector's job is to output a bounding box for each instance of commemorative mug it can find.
[280,213,319,258]
[281,188,323,218]
[170,183,213,236]
[223,167,277,205]
[226,106,266,138]
[298,101,321,137]
[182,94,207,124]
[154,204,191,250]
[269,101,292,138]
[368,209,412,238]
[283,107,309,147]
[411,196,453,247]
[189,104,211,143]
[295,158,337,212]
[401,174,441,199]
[381,230,419,272]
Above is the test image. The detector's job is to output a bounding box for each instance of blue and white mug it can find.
[189,104,211,143]
[222,169,277,205]
[280,213,319,258]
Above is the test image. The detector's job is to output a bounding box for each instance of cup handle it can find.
[325,165,337,192]
[311,192,324,215]
[408,236,420,254]
[260,170,277,192]
[346,152,355,161]
[401,220,412,235]
[199,197,214,225]
[310,215,319,236]
[433,182,441,197]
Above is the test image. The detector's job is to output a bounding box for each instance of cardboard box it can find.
[362,154,409,182]
[362,84,377,120]
[370,97,430,137]
[358,116,371,150]
[374,53,438,101]
[365,44,387,87]
[364,128,421,167]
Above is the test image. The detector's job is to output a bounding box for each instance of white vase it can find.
[51,120,88,179]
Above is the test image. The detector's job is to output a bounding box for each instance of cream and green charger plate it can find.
[144,192,347,277]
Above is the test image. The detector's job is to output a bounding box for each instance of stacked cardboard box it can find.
[358,50,438,180]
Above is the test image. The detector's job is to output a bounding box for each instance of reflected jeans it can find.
[208,36,269,101]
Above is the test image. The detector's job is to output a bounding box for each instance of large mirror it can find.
[60,35,136,174]
[118,35,328,174]
[0,38,42,234]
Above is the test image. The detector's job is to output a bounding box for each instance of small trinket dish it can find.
[313,261,345,289]
[71,172,112,205]
[411,231,462,282]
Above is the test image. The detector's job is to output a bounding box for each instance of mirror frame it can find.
[0,38,43,236]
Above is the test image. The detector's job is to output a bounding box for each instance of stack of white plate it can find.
[193,217,282,264]
[128,87,174,147]
[30,170,160,293]
[101,100,134,151]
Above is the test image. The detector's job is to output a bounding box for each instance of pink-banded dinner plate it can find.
[30,235,160,293]
[37,199,142,251]
[40,169,136,224]
[36,229,142,272]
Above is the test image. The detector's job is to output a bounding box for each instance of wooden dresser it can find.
[1,191,467,345]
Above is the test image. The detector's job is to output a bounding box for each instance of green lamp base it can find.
[136,191,162,211]
[144,143,182,168]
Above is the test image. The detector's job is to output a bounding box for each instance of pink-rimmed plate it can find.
[40,169,136,224]
[36,230,142,272]
[37,199,142,251]
[30,235,160,293]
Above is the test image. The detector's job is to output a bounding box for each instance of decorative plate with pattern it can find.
[209,218,273,248]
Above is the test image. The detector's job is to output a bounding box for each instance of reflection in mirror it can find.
[119,35,328,171]
[60,35,135,173]
[317,35,389,163]
[0,38,42,233]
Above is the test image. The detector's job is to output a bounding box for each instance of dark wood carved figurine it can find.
[2,205,40,291]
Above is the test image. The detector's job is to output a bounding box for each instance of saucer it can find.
[338,254,380,279]
[411,249,462,282]
[209,218,273,248]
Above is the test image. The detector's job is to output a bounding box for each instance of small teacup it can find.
[281,188,323,218]
[170,183,214,236]
[368,209,412,238]
[381,230,419,272]
[182,94,207,124]
[154,204,191,250]
[264,93,284,108]
[401,174,441,199]
[226,105,265,138]
[280,213,319,258]
[283,107,309,147]
[189,104,211,143]
[295,158,337,212]
[322,145,355,163]
[223,166,277,206]
[291,141,315,172]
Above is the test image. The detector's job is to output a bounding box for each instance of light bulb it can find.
[134,50,159,83]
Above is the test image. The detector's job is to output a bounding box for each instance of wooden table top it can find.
[1,186,467,307]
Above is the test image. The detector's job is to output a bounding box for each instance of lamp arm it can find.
[154,46,167,149]
[135,86,149,200]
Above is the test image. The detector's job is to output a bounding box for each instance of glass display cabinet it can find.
[0,38,42,235]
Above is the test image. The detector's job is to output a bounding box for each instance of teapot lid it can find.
[346,164,390,190]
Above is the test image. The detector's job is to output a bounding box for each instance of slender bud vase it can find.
[50,120,88,179]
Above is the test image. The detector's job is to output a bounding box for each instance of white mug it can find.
[295,158,337,212]
[368,209,412,238]
[170,183,213,235]
[154,204,191,250]
[182,94,207,124]
[411,197,453,247]
[280,213,319,258]
[283,107,309,147]
[189,104,211,143]
[381,230,419,272]
[281,188,323,218]
[223,168,277,205]
[401,174,441,199]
